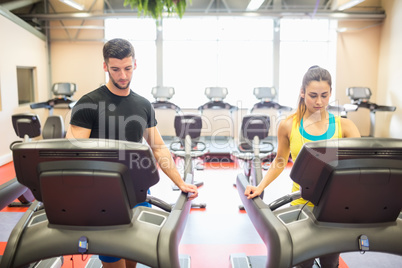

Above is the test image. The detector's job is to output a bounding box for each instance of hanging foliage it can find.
[123,0,188,20]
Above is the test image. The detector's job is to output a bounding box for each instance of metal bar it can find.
[220,0,231,13]
[0,0,41,11]
[0,6,45,40]
[42,25,104,29]
[48,1,72,40]
[205,0,216,12]
[73,0,98,41]
[18,10,386,20]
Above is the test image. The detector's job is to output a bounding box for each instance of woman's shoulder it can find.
[278,114,295,134]
[340,117,361,137]
[339,116,353,127]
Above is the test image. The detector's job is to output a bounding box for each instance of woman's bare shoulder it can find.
[278,114,295,135]
[340,117,361,137]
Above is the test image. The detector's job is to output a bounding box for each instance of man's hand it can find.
[178,183,198,200]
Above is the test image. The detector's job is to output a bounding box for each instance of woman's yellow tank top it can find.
[289,112,342,206]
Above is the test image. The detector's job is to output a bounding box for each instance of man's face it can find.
[104,57,136,90]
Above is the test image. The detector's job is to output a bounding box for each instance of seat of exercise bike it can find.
[12,113,41,139]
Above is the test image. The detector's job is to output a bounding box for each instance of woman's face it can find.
[300,80,332,115]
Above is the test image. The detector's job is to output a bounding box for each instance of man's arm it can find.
[144,126,198,200]
[66,124,92,139]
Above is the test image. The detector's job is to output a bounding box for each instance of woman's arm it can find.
[244,117,292,199]
[340,118,361,138]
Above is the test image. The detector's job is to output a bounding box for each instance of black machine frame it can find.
[234,138,402,267]
[1,139,192,268]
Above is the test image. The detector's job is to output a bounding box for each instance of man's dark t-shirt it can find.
[70,85,157,142]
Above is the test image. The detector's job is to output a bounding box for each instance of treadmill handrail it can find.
[268,191,301,211]
[237,172,402,267]
[352,101,396,112]
[1,183,192,268]
[157,174,193,268]
[0,201,40,268]
[236,174,293,268]
[0,178,31,213]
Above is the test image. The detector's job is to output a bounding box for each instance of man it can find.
[66,38,198,268]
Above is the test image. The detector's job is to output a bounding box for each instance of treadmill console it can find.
[290,138,402,223]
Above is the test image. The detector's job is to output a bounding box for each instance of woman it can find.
[244,65,360,268]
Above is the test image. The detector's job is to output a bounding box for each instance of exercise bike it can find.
[2,111,68,210]
[0,114,41,210]
[232,114,274,210]
[170,114,208,209]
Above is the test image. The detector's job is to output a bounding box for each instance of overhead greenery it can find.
[124,0,188,21]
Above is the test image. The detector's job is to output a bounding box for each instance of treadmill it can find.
[198,87,238,160]
[30,82,77,112]
[232,138,402,267]
[0,114,40,211]
[151,86,182,146]
[1,138,193,268]
[346,87,396,137]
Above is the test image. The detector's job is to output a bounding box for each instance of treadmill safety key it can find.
[78,236,89,254]
[359,234,369,253]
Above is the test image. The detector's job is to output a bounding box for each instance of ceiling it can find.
[0,0,385,35]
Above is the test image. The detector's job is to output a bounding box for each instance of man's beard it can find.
[109,74,131,90]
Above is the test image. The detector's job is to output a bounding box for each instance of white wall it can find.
[377,0,402,138]
[48,0,105,102]
[0,8,49,165]
[50,41,105,102]
[335,19,382,136]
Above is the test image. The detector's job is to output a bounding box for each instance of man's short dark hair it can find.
[103,38,135,63]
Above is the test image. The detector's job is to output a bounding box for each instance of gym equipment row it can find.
[0,84,398,267]
[151,86,292,160]
[1,111,213,267]
[0,83,76,212]
[3,124,401,267]
[152,86,397,164]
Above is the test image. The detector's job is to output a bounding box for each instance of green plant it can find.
[124,0,188,20]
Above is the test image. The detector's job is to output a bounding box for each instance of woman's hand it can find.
[244,185,263,199]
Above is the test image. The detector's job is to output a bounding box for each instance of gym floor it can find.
[1,158,402,268]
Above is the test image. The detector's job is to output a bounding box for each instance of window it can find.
[163,17,274,109]
[278,19,337,108]
[17,67,36,105]
[105,18,157,101]
[104,17,337,110]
